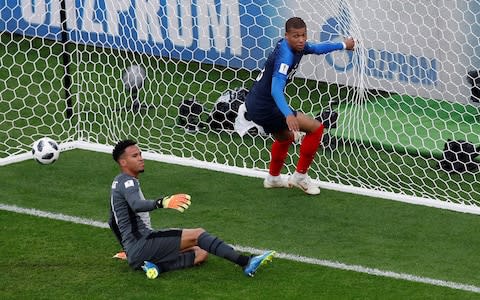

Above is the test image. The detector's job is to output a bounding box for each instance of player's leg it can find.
[181,228,274,277]
[179,229,209,264]
[141,231,208,274]
[181,228,249,266]
[185,246,208,265]
[130,229,183,274]
[263,110,296,189]
[264,129,294,188]
[155,246,207,272]
[288,113,324,195]
[244,105,292,188]
[154,250,196,272]
[296,113,324,173]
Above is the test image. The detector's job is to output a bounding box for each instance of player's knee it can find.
[302,121,322,134]
[273,130,294,142]
[296,115,316,132]
[195,228,206,238]
[184,227,205,237]
[189,228,206,244]
[181,228,206,248]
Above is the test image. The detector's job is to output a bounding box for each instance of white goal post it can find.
[1,0,479,214]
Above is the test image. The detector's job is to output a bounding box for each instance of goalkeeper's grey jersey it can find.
[109,173,157,249]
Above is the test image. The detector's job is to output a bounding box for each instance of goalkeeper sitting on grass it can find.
[108,139,274,277]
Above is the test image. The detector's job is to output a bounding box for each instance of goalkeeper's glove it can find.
[156,194,191,212]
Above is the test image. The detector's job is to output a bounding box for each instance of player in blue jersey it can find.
[245,17,355,195]
[108,139,275,277]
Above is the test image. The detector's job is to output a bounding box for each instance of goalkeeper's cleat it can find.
[263,174,289,189]
[142,261,160,279]
[243,250,276,277]
[112,250,127,260]
[288,172,320,195]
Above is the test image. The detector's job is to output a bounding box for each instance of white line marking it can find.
[0,203,109,229]
[1,203,479,294]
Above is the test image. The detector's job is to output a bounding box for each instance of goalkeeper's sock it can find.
[296,125,324,174]
[269,137,294,176]
[198,232,250,267]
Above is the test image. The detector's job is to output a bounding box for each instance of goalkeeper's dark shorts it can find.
[157,250,196,272]
[127,229,189,270]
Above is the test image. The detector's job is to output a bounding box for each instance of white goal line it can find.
[1,203,479,294]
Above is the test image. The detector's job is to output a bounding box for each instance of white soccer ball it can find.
[32,137,60,165]
[122,65,146,90]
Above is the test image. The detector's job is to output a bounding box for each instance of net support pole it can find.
[60,0,73,119]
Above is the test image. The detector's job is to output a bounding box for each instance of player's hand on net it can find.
[157,194,191,212]
[344,37,355,50]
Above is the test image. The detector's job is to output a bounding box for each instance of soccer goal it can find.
[1,1,479,213]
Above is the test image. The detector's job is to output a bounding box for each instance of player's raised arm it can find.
[305,37,355,55]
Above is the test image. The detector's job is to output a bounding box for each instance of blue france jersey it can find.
[246,38,345,118]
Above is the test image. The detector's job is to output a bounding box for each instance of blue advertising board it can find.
[1,0,291,70]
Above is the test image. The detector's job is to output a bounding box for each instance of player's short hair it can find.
[112,139,137,162]
[285,17,306,32]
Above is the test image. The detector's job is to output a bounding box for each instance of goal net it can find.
[1,0,479,213]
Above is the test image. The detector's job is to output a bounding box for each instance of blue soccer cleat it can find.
[243,250,275,277]
[142,261,160,279]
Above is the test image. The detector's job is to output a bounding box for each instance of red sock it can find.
[296,125,324,174]
[269,137,294,176]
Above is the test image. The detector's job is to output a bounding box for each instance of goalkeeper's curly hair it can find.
[112,139,137,162]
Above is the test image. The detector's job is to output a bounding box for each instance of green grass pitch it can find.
[1,150,480,299]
